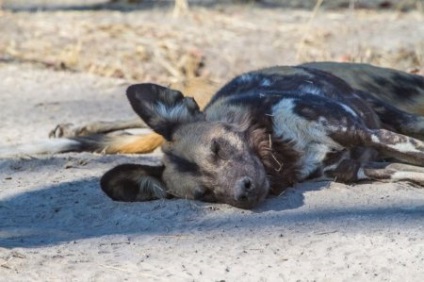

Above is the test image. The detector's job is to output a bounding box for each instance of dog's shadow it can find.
[1,162,422,249]
[257,181,327,212]
[0,167,322,248]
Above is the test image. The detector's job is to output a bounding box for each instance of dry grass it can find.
[0,1,423,84]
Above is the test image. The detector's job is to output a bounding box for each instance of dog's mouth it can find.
[222,179,270,210]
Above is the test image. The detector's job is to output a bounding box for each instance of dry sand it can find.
[1,1,424,281]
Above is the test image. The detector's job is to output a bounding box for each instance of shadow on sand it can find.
[1,174,423,248]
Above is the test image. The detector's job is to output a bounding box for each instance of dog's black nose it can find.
[241,177,252,190]
[235,177,254,201]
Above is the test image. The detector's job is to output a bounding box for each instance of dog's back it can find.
[302,62,424,114]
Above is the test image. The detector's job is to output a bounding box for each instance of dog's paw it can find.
[49,123,84,138]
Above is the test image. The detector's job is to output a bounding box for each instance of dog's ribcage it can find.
[204,66,379,181]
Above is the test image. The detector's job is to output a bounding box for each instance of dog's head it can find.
[101,84,270,209]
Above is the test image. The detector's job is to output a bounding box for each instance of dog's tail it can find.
[0,133,163,158]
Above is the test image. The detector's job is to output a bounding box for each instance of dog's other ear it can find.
[126,83,203,140]
[100,164,170,202]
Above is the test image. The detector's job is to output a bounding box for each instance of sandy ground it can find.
[1,1,424,281]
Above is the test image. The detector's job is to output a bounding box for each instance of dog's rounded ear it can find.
[100,164,170,202]
[126,83,204,141]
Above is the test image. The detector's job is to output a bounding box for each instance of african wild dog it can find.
[99,64,424,209]
[1,62,424,209]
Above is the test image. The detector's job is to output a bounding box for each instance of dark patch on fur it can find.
[355,89,424,135]
[210,137,239,161]
[100,164,165,201]
[297,67,355,97]
[193,186,217,203]
[305,168,323,180]
[323,150,347,166]
[166,152,200,175]
[360,73,424,102]
[247,124,300,195]
[391,73,424,99]
[292,96,334,122]
[325,159,361,183]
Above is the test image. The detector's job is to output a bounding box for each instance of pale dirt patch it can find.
[0,1,424,281]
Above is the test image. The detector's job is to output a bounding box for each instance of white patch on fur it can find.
[371,133,421,154]
[299,84,322,96]
[387,141,422,153]
[155,102,191,122]
[239,74,253,83]
[357,168,368,180]
[0,139,80,158]
[272,99,343,179]
[371,134,380,143]
[339,103,358,117]
[138,177,167,199]
[260,79,272,87]
[391,171,424,183]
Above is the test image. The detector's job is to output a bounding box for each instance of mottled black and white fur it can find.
[100,65,424,209]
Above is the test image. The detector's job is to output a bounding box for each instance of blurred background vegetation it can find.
[0,0,423,84]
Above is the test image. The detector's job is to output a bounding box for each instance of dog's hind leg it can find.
[363,129,424,166]
[331,126,424,166]
[323,159,424,186]
[0,132,164,158]
[360,162,424,185]
[325,112,424,166]
[327,159,424,186]
[49,117,145,138]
